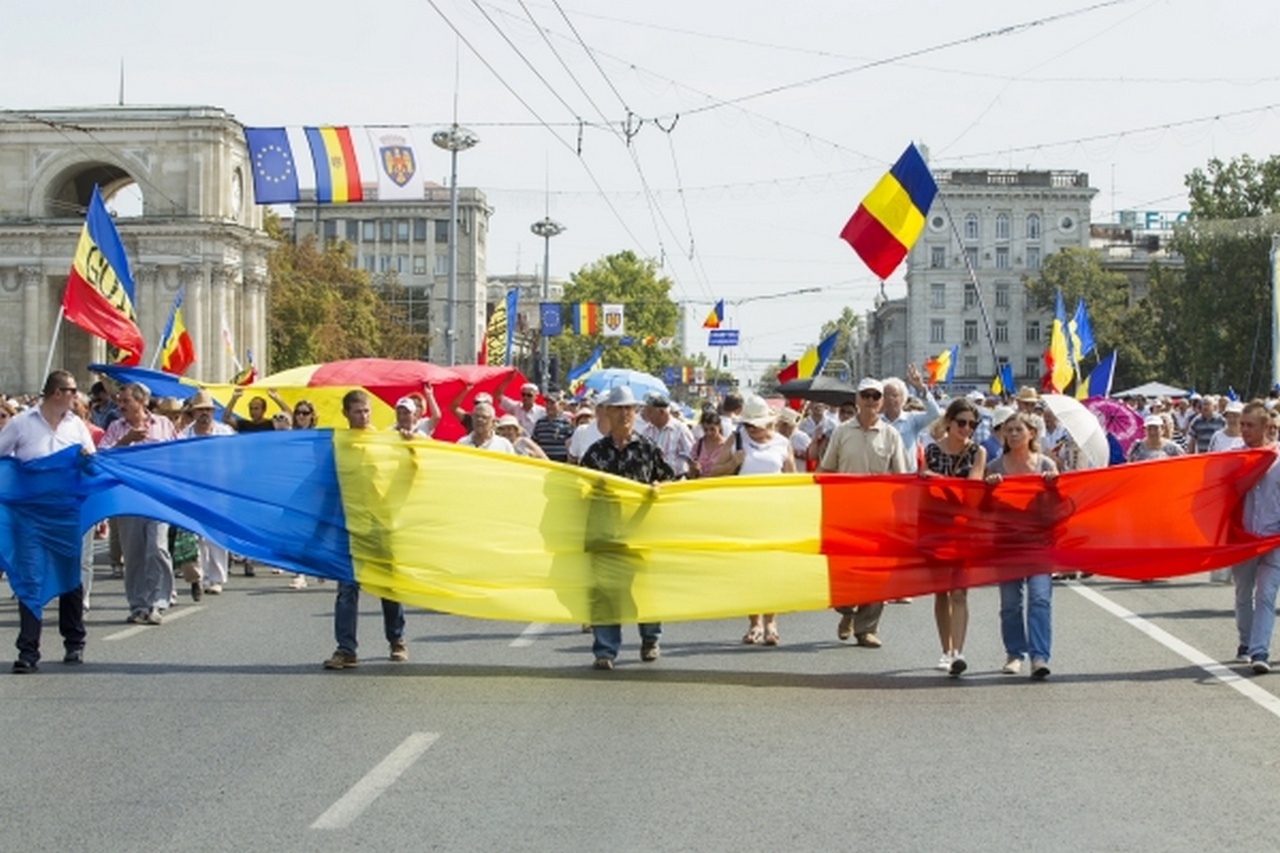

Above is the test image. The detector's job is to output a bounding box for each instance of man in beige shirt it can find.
[819,377,907,648]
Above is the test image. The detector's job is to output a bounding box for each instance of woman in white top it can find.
[712,396,795,645]
[1208,402,1246,452]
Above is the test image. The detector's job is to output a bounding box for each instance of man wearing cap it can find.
[775,408,810,459]
[1208,400,1246,452]
[819,377,907,648]
[0,370,96,673]
[639,392,696,478]
[579,386,677,669]
[391,396,421,439]
[530,392,574,463]
[179,391,236,598]
[502,382,546,436]
[983,406,1016,462]
[881,365,941,473]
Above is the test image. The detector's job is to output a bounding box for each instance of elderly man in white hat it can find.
[501,381,546,436]
[578,385,677,670]
[818,377,908,649]
[178,390,236,599]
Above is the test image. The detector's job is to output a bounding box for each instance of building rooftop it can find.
[935,169,1090,189]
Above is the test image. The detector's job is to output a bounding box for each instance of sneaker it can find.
[204,584,222,595]
[936,654,953,671]
[63,648,84,665]
[109,564,124,579]
[949,653,968,676]
[287,576,308,590]
[12,659,38,674]
[1030,658,1051,680]
[640,641,660,662]
[323,650,358,670]
[592,657,614,670]
[126,610,145,624]
[144,608,164,625]
[389,640,408,662]
[191,582,203,602]
[1002,657,1022,675]
[1236,645,1251,664]
[837,613,854,641]
[854,632,882,649]
[1252,656,1271,674]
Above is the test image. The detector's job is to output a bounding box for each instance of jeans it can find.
[999,574,1052,662]
[592,623,661,661]
[17,585,86,665]
[334,582,405,656]
[1234,552,1280,660]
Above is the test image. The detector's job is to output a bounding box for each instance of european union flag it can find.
[540,302,564,337]
[244,127,300,204]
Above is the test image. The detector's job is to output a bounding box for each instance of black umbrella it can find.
[776,376,859,405]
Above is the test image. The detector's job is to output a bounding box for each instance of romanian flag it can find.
[990,363,1016,397]
[158,288,196,376]
[566,346,603,397]
[703,300,724,329]
[305,126,363,204]
[681,365,695,384]
[571,303,600,335]
[923,345,958,387]
[776,331,838,386]
[6,437,1280,620]
[840,143,938,279]
[1043,290,1073,393]
[61,186,145,365]
[1078,351,1117,400]
[1067,298,1095,364]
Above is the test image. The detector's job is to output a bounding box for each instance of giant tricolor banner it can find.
[840,143,938,280]
[3,439,1279,618]
[61,186,145,365]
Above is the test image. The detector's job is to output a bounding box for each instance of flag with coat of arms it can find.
[601,303,625,337]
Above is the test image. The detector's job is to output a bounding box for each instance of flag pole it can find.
[43,306,65,379]
[940,198,1001,391]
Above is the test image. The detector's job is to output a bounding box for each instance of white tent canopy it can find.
[1111,381,1189,398]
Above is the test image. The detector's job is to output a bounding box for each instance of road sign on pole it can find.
[708,329,740,347]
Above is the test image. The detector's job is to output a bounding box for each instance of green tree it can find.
[265,212,426,370]
[549,250,680,384]
[1024,247,1163,390]
[756,309,861,395]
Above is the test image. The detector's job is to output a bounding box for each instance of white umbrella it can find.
[1042,393,1109,469]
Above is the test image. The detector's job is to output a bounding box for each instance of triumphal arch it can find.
[0,106,273,392]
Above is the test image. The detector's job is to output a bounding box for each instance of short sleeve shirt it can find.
[820,419,907,474]
[0,407,95,462]
[580,433,676,484]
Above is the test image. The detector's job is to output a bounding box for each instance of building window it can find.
[345,220,359,241]
[964,247,979,269]
[964,282,977,308]
[362,221,376,242]
[322,220,338,241]
[964,319,978,343]
[995,213,1010,240]
[995,282,1010,307]
[995,247,1009,269]
[1026,320,1041,342]
[1026,246,1041,270]
[1025,356,1041,378]
[396,255,408,274]
[930,246,946,269]
[379,255,391,272]
[363,255,376,272]
[414,219,428,241]
[930,319,946,344]
[995,320,1009,343]
[434,255,448,276]
[1026,213,1041,240]
[380,221,394,241]
[396,220,410,242]
[412,255,427,275]
[435,220,449,243]
[964,213,979,241]
[930,282,946,309]
[963,356,978,378]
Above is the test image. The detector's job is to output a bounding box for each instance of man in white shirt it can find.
[568,400,608,465]
[1234,401,1280,673]
[501,382,546,436]
[457,403,515,454]
[0,370,95,673]
[639,393,696,478]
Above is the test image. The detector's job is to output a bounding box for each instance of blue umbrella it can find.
[580,368,669,401]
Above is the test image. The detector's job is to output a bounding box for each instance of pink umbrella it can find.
[1084,396,1144,453]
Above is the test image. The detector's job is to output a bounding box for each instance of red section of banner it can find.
[818,450,1280,607]
[335,127,363,202]
[62,269,144,365]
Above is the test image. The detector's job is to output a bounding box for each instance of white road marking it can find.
[312,732,440,830]
[509,622,550,647]
[100,606,204,642]
[1069,581,1280,720]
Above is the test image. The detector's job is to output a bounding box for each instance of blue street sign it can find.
[708,329,740,347]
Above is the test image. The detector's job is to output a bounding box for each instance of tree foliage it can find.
[265,212,426,370]
[755,307,861,395]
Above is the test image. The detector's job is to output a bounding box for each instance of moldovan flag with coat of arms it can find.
[62,186,145,365]
[840,143,938,280]
[601,303,625,337]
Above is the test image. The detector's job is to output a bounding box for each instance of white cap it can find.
[1225,401,1244,414]
[856,377,884,394]
[395,396,418,413]
[991,405,1016,428]
[1143,414,1163,428]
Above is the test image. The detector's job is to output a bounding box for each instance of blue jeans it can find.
[999,574,1052,662]
[592,623,661,661]
[1234,552,1280,660]
[334,582,405,656]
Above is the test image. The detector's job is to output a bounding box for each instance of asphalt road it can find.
[3,553,1279,852]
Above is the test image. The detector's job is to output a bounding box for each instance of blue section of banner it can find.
[243,127,300,204]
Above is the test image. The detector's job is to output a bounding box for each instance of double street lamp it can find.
[530,215,565,388]
[431,125,480,365]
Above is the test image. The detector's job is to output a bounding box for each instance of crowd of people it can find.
[3,367,1279,681]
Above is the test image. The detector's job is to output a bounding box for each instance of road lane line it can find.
[100,606,205,642]
[1069,581,1280,720]
[312,732,440,830]
[510,622,550,647]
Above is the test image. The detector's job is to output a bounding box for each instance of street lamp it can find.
[432,125,480,365]
[530,215,565,388]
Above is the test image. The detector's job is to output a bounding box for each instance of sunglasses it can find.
[295,409,314,416]
[858,391,882,400]
[953,418,977,429]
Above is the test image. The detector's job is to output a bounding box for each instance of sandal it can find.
[742,627,764,645]
[764,629,780,646]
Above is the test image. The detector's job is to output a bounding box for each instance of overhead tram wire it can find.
[424,0,654,260]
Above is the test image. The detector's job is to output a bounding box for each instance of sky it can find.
[4,0,1279,384]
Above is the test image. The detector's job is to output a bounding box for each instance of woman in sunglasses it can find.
[285,400,320,588]
[922,397,987,676]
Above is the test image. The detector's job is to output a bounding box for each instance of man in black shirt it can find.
[579,385,676,669]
